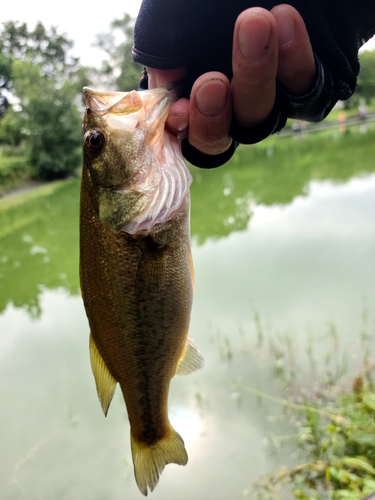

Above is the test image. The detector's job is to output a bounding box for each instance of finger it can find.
[231,8,278,128]
[187,72,233,156]
[146,67,187,88]
[146,67,190,138]
[165,98,189,140]
[271,5,316,95]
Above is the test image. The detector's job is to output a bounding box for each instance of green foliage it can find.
[345,49,375,108]
[253,385,375,499]
[243,328,375,500]
[0,52,12,89]
[0,107,26,146]
[225,302,375,500]
[0,53,11,117]
[356,50,375,104]
[27,88,81,180]
[8,60,82,180]
[28,106,81,181]
[0,20,75,77]
[93,13,143,91]
[0,147,30,194]
[190,124,375,245]
[0,179,80,315]
[0,21,86,181]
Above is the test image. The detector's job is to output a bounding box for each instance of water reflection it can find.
[191,124,375,244]
[0,288,283,500]
[191,174,375,356]
[0,180,79,315]
[170,407,202,449]
[0,128,375,499]
[1,128,375,315]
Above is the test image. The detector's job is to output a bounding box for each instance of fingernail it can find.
[167,113,189,133]
[238,13,272,60]
[195,79,228,116]
[274,9,295,46]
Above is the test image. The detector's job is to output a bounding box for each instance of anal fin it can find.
[89,333,117,416]
[175,338,204,376]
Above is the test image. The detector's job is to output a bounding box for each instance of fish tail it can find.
[130,426,188,496]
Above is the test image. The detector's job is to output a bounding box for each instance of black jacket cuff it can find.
[181,138,238,169]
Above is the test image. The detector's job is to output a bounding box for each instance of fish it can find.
[79,86,204,496]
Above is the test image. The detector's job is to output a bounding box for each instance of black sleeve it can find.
[133,0,375,167]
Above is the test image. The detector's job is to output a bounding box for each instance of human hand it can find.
[146,4,316,158]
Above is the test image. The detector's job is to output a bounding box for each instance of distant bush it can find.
[0,108,27,146]
[0,152,31,194]
[27,95,81,181]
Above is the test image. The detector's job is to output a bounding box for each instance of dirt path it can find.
[0,180,51,200]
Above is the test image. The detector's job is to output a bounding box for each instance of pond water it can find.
[0,125,375,500]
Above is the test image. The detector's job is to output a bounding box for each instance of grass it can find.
[234,311,375,500]
[250,382,375,500]
[207,303,375,500]
[242,371,375,500]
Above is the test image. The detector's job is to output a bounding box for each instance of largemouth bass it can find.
[80,87,204,496]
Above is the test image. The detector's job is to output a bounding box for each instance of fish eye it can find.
[84,130,106,155]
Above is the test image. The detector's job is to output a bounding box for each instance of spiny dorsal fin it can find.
[89,333,117,416]
[131,426,188,496]
[175,338,204,376]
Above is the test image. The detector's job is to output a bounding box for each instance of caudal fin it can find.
[130,427,188,496]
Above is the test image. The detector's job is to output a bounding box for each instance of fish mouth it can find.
[83,86,175,117]
[83,88,142,114]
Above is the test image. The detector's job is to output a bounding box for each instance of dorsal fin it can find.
[89,333,117,415]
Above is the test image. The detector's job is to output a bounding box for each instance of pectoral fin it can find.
[89,333,117,416]
[175,338,204,376]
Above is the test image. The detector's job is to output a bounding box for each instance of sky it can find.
[1,1,375,68]
[1,0,143,66]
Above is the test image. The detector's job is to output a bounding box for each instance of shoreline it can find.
[0,180,45,200]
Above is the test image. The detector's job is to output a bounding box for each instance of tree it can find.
[0,21,88,180]
[356,49,375,103]
[0,51,12,118]
[344,49,375,108]
[0,107,26,146]
[94,13,143,91]
[10,59,83,180]
[0,21,77,76]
